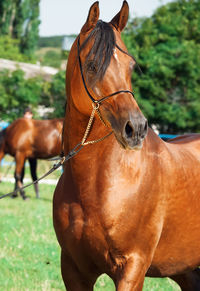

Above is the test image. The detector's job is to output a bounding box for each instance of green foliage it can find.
[38,35,65,48]
[0,36,30,62]
[38,34,77,49]
[0,0,40,60]
[123,0,200,133]
[0,0,15,35]
[41,50,62,68]
[50,70,66,117]
[20,0,40,58]
[41,70,66,118]
[0,69,43,121]
[0,69,66,122]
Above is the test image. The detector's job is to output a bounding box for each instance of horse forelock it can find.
[80,20,116,84]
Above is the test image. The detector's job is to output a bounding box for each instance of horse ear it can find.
[81,1,99,33]
[110,1,129,32]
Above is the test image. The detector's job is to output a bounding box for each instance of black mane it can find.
[80,20,116,84]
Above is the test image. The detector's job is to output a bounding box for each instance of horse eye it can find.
[87,61,97,73]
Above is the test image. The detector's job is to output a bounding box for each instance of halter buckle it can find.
[92,103,100,110]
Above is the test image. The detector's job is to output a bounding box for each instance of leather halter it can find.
[77,35,135,104]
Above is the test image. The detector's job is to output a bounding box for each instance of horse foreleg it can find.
[61,250,96,291]
[20,165,25,182]
[170,268,200,291]
[29,158,39,198]
[115,254,149,291]
[14,153,27,200]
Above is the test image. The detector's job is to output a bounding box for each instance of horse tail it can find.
[0,128,6,150]
[0,129,6,181]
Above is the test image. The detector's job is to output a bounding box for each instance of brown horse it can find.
[53,2,200,290]
[0,117,63,199]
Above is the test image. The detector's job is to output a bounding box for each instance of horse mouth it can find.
[114,133,144,150]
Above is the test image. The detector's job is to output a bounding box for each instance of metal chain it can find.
[81,103,113,146]
[96,108,108,127]
[81,103,98,145]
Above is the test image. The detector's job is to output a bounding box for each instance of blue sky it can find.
[39,0,174,36]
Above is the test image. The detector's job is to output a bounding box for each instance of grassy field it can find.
[0,155,62,181]
[0,180,180,291]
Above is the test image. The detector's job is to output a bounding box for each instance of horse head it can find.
[66,1,148,150]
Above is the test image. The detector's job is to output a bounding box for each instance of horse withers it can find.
[53,2,200,290]
[0,117,63,199]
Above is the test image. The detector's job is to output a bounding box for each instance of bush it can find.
[123,0,200,133]
[0,69,66,122]
[41,50,62,68]
[0,36,35,63]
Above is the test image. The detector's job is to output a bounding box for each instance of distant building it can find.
[62,36,76,52]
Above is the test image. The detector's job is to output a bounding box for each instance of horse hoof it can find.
[22,196,29,200]
[11,194,18,198]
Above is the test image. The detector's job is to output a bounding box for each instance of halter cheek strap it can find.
[77,36,135,105]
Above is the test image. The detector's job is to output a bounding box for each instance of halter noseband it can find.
[77,36,135,105]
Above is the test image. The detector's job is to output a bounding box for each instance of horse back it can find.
[168,133,200,144]
[31,118,63,158]
[3,118,32,155]
[4,118,64,158]
[166,133,200,158]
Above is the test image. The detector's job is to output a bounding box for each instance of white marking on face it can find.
[113,48,125,83]
[93,86,102,98]
[113,48,119,62]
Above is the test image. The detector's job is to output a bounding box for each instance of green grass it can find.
[0,182,180,291]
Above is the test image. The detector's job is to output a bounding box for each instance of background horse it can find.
[0,117,63,199]
[53,2,200,290]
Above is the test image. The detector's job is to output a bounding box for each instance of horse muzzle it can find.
[121,116,148,149]
[108,112,148,150]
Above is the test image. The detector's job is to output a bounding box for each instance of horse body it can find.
[53,2,200,290]
[0,117,63,198]
[3,118,63,158]
[150,135,200,275]
[54,122,200,289]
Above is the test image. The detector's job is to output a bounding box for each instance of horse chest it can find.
[65,171,154,258]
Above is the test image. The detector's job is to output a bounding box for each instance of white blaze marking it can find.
[113,48,119,62]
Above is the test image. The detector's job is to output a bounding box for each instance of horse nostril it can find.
[125,121,134,138]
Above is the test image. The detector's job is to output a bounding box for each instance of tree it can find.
[0,69,43,121]
[0,0,40,59]
[40,70,66,118]
[0,69,66,122]
[20,0,40,58]
[0,36,28,61]
[123,0,200,133]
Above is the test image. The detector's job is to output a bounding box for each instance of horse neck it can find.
[64,98,151,179]
[64,98,111,153]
